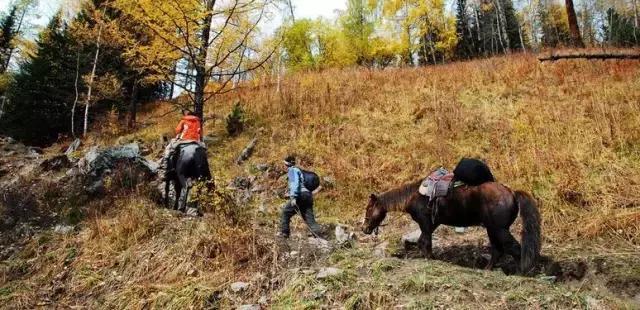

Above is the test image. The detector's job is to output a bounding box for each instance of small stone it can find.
[454,227,466,234]
[289,251,299,258]
[230,281,249,293]
[539,275,557,283]
[334,225,352,245]
[237,305,260,310]
[302,269,315,275]
[322,176,336,188]
[401,229,421,245]
[255,163,270,172]
[584,296,601,309]
[187,269,198,277]
[258,296,268,305]
[53,225,74,234]
[316,267,343,279]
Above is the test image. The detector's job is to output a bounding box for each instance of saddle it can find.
[418,168,456,202]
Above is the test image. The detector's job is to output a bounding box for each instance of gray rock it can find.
[53,225,74,234]
[316,267,343,279]
[258,296,268,305]
[334,225,355,245]
[237,305,260,310]
[402,229,422,245]
[230,281,249,293]
[255,163,270,172]
[85,179,105,195]
[185,207,201,217]
[308,237,332,253]
[322,176,336,188]
[79,143,157,178]
[584,296,602,310]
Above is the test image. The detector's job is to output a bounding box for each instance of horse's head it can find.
[362,193,387,235]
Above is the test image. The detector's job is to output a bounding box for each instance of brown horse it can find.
[362,179,541,274]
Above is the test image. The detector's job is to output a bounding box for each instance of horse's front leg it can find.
[418,231,434,259]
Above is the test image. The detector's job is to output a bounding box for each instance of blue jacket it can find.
[287,166,309,198]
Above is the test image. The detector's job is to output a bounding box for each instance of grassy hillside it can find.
[197,53,639,245]
[1,53,639,308]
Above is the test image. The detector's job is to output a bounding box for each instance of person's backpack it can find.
[301,169,320,192]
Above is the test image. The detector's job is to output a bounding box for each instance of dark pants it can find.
[280,191,322,237]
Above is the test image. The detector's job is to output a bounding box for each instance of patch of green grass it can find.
[371,258,402,278]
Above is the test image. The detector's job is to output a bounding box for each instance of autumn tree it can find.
[113,0,276,121]
[341,0,376,66]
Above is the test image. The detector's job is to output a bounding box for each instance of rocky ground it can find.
[0,135,639,309]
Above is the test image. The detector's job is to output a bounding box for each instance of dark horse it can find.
[362,180,541,274]
[165,143,213,212]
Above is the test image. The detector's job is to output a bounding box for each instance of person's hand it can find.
[289,198,297,207]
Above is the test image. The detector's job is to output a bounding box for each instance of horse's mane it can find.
[377,179,422,212]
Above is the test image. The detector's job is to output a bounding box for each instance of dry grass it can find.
[196,53,640,246]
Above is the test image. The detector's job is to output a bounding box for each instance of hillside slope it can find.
[1,54,639,308]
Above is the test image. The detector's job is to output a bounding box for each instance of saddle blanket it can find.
[419,168,454,200]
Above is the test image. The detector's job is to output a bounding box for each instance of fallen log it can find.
[236,138,257,165]
[539,52,640,62]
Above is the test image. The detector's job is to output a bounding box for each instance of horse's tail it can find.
[516,190,541,274]
[194,147,212,181]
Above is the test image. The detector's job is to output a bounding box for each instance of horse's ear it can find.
[370,193,378,201]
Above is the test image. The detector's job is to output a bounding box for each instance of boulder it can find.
[78,143,158,178]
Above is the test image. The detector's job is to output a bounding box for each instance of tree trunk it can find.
[0,96,6,121]
[83,23,103,137]
[194,0,215,121]
[71,50,80,138]
[286,0,295,22]
[168,62,176,99]
[518,21,526,52]
[404,2,412,66]
[565,0,584,47]
[494,0,510,53]
[128,78,139,129]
